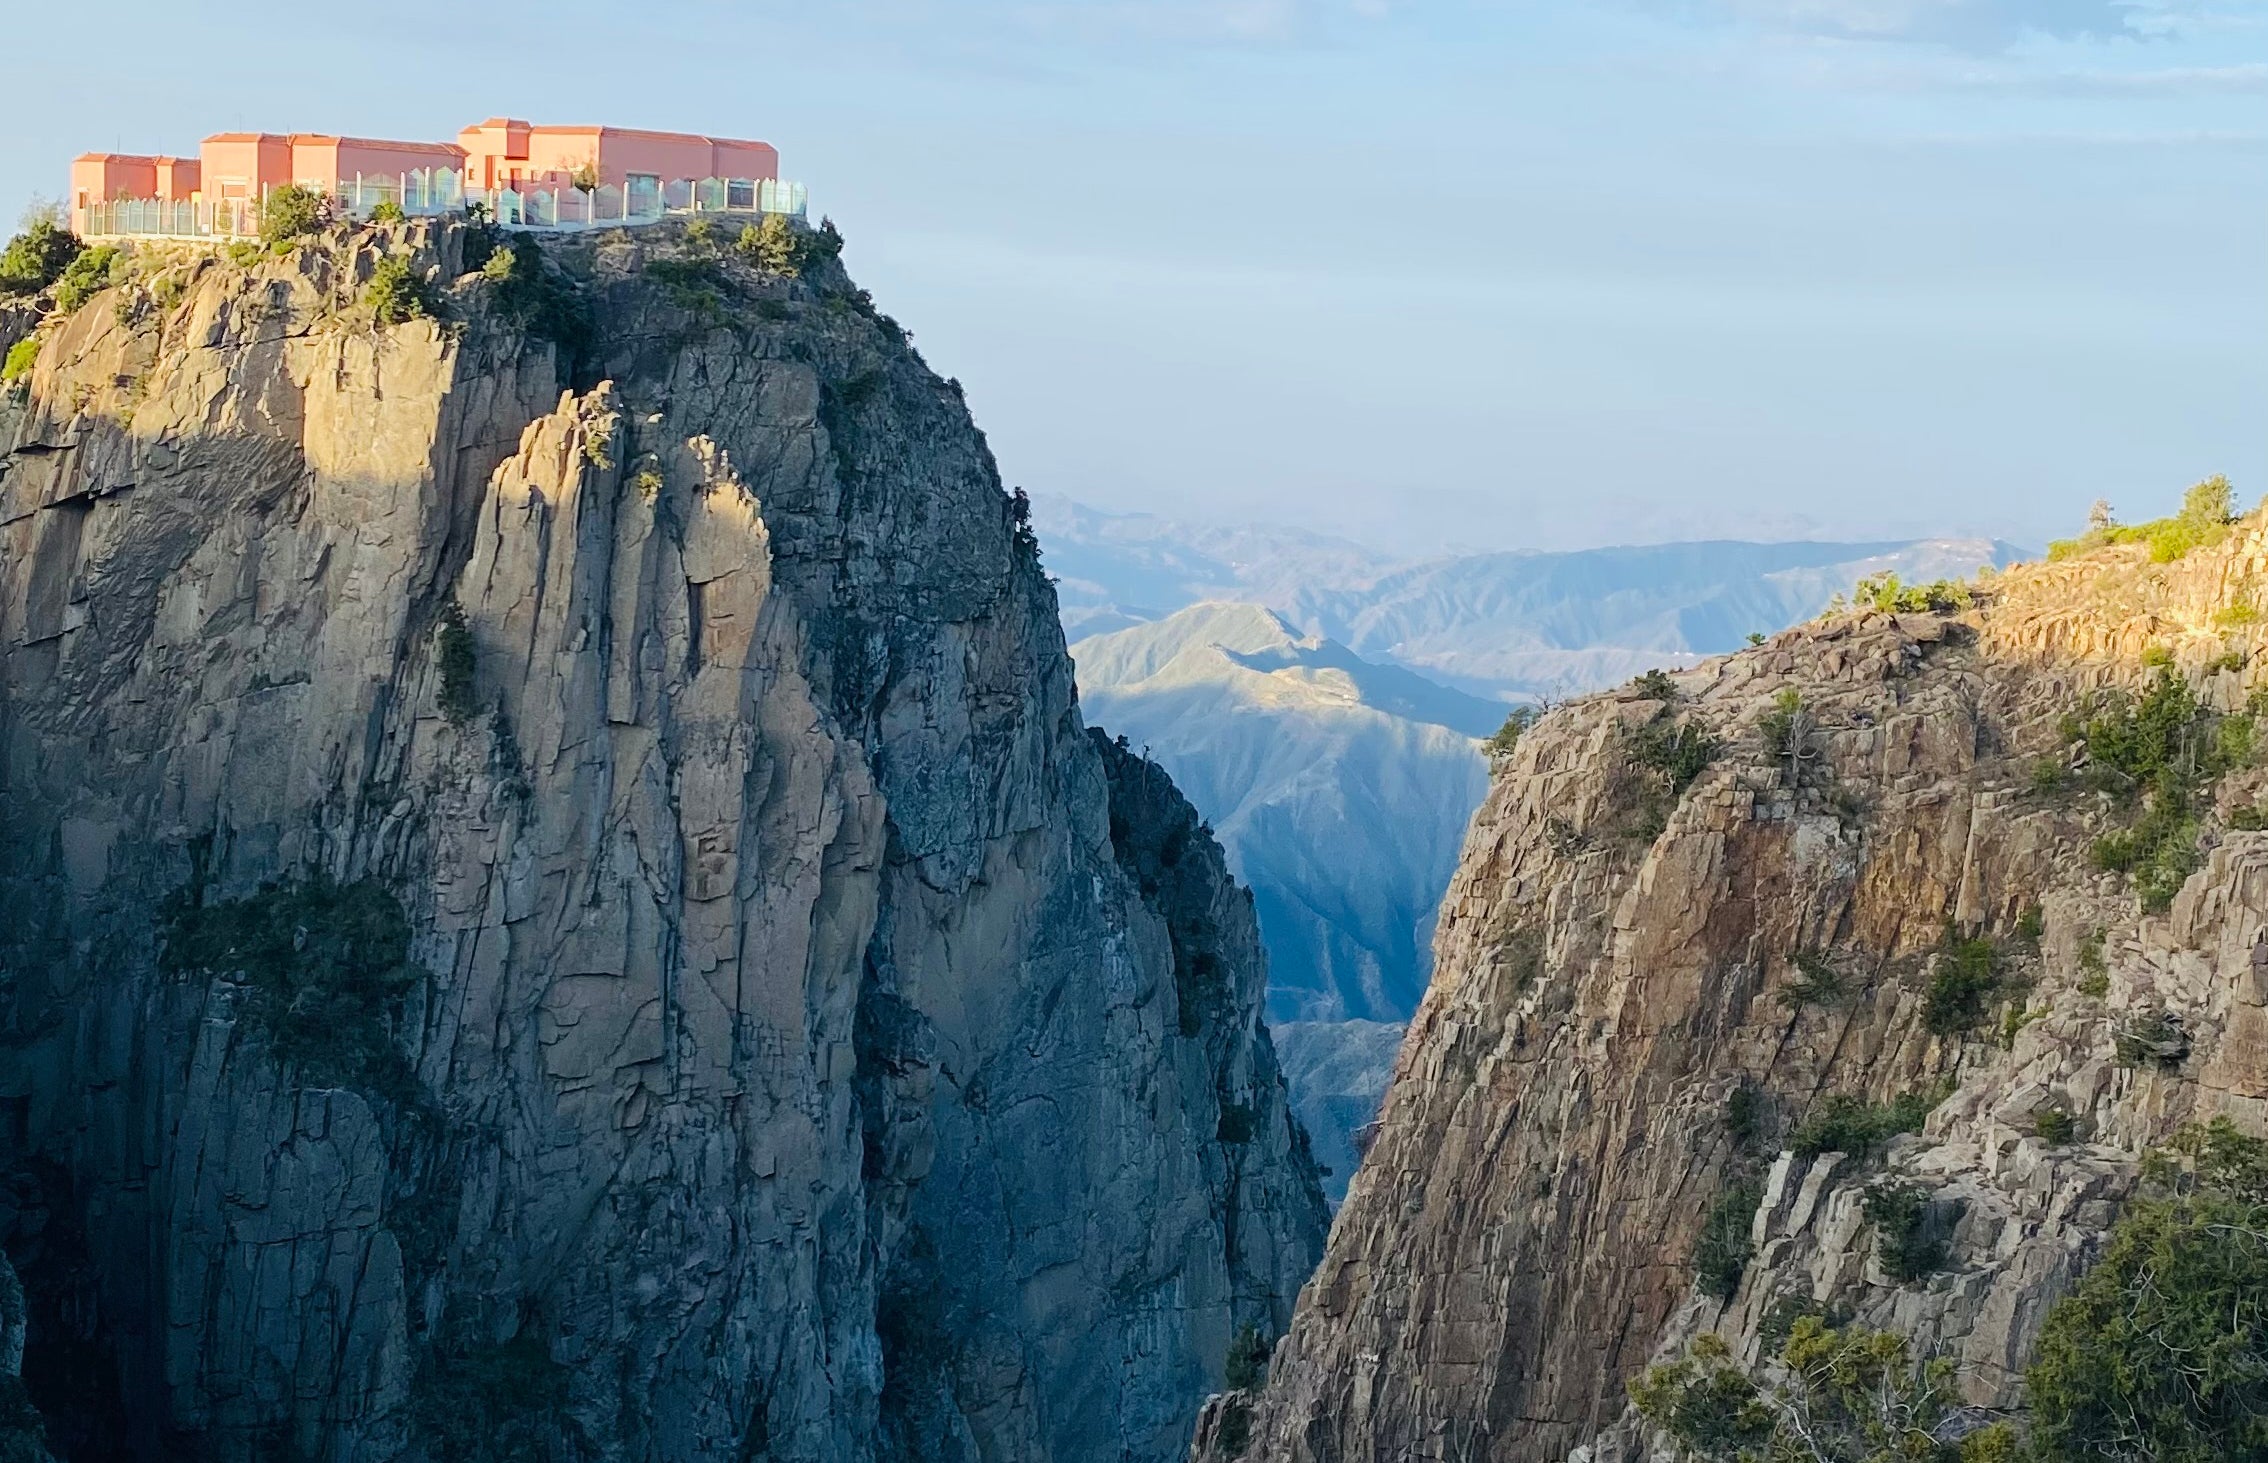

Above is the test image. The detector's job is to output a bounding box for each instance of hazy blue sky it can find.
[4,1,2260,552]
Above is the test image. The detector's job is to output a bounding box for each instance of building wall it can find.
[459,120,779,192]
[198,135,293,201]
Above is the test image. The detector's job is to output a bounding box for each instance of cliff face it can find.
[0,218,1324,1463]
[1205,526,2268,1460]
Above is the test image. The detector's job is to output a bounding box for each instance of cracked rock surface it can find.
[0,219,1324,1463]
[1198,526,2268,1462]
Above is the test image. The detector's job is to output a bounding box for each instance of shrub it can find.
[644,254,730,318]
[259,183,326,248]
[1215,1103,1255,1145]
[1,337,36,386]
[736,212,841,277]
[2112,1011,2189,1069]
[480,236,593,359]
[1789,1088,1939,1159]
[159,876,420,1100]
[683,217,715,250]
[631,467,664,504]
[2027,1118,2268,1463]
[1693,1179,1762,1301]
[1724,1084,1767,1151]
[2076,927,2110,998]
[1758,688,1821,783]
[1923,929,2003,1036]
[1852,572,1972,615]
[1778,948,1845,1008]
[0,217,83,296]
[1629,711,1720,796]
[1497,925,1545,990]
[2033,1106,2076,1145]
[1484,705,1536,760]
[1632,668,1678,701]
[2013,904,2045,945]
[414,1331,577,1463]
[1863,1182,1951,1282]
[2048,476,2240,565]
[436,602,478,723]
[1224,1323,1271,1390]
[1632,1321,1961,1463]
[368,199,406,225]
[365,255,434,325]
[51,244,122,314]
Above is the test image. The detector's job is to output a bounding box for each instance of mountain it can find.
[1196,511,2268,1461]
[1075,604,1497,1028]
[0,218,1324,1463]
[1036,495,2028,700]
[1073,604,1497,1200]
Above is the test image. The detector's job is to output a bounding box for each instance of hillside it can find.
[1199,504,2268,1461]
[0,216,1325,1463]
[1072,603,1497,1195]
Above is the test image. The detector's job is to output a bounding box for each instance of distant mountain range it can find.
[1039,495,2027,700]
[1047,498,2032,1200]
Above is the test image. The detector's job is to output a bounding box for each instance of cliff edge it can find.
[1202,510,2268,1460]
[0,216,1325,1463]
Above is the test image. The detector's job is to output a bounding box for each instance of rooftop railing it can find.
[81,169,808,241]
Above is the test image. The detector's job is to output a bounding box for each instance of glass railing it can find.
[82,173,807,239]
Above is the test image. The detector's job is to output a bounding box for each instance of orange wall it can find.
[199,134,293,200]
[459,120,779,191]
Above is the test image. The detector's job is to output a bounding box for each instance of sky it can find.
[3,1,2260,554]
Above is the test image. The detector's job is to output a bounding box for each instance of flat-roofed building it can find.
[457,119,777,195]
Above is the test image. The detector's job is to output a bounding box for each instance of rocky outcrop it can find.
[0,217,1324,1463]
[1202,528,2268,1460]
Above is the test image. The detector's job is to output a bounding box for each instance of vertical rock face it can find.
[0,220,1324,1463]
[1205,529,2268,1461]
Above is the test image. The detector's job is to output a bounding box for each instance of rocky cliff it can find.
[1201,519,2268,1459]
[0,216,1325,1463]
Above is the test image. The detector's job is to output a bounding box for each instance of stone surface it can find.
[0,218,1325,1463]
[1199,532,2268,1461]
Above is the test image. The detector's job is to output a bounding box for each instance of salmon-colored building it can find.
[69,117,783,236]
[456,118,778,194]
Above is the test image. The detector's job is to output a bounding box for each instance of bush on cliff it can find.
[159,876,421,1100]
[2048,477,2239,565]
[1,338,36,388]
[259,183,326,249]
[366,255,434,325]
[0,216,82,297]
[50,246,122,315]
[2026,1118,2268,1463]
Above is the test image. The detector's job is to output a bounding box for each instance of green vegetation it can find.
[2027,1118,2268,1463]
[683,217,716,250]
[1863,1182,1951,1283]
[1849,572,1973,615]
[368,199,406,225]
[1789,1087,1941,1160]
[1759,688,1825,786]
[365,255,434,325]
[1694,1179,1763,1301]
[2013,905,2045,946]
[1215,1103,1255,1145]
[1225,1323,1271,1390]
[1924,929,2006,1037]
[414,1331,576,1463]
[159,876,420,1100]
[1632,1320,2004,1463]
[1497,925,1545,991]
[736,212,843,277]
[1633,668,1679,701]
[2076,928,2109,998]
[259,184,326,249]
[1600,705,1721,841]
[0,215,83,297]
[644,253,732,321]
[435,602,479,723]
[2032,1106,2076,1146]
[2048,477,2240,565]
[51,244,122,314]
[2062,665,2259,911]
[1725,1083,1768,1152]
[1485,705,1537,760]
[1,337,36,387]
[2112,1011,2189,1069]
[1779,949,1847,1009]
[479,235,594,360]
